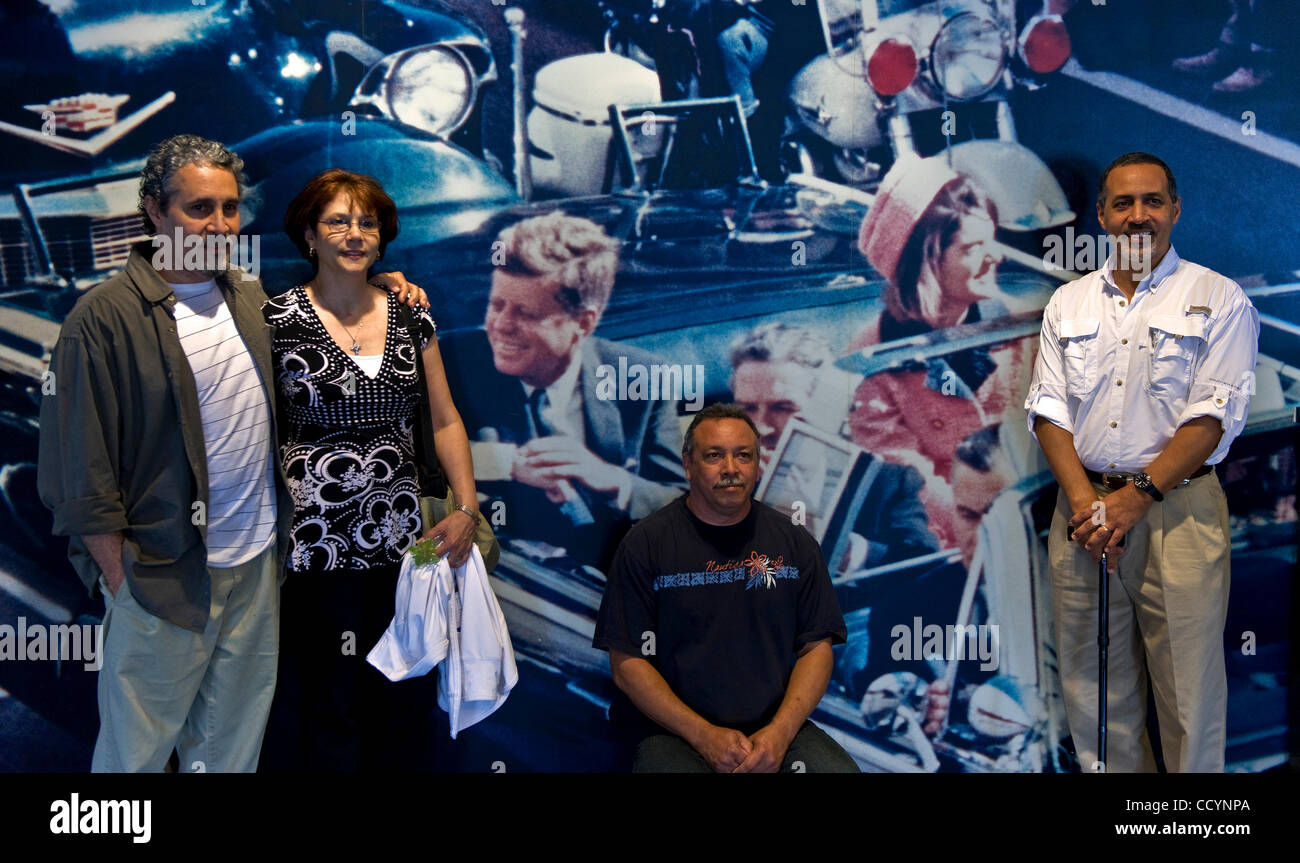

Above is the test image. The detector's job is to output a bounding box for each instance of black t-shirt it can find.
[593,496,846,738]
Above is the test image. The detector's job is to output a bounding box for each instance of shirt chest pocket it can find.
[1146,313,1204,397]
[1059,317,1100,395]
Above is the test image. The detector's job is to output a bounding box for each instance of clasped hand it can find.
[695,723,795,773]
[1067,484,1152,572]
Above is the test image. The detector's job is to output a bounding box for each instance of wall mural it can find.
[0,0,1294,772]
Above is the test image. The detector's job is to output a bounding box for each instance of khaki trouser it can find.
[92,543,280,773]
[1048,470,1230,773]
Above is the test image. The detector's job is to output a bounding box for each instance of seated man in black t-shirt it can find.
[592,403,859,773]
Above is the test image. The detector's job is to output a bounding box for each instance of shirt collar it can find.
[167,278,219,299]
[1101,244,1181,295]
[125,243,176,303]
[125,241,245,305]
[521,347,582,409]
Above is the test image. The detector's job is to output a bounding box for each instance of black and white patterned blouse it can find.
[262,287,436,571]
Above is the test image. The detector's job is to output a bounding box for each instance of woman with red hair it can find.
[849,156,1032,548]
[265,169,479,770]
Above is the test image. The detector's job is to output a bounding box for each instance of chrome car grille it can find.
[0,213,146,288]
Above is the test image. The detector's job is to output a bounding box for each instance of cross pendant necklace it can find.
[345,321,363,354]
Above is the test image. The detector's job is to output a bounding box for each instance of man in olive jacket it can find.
[37,134,416,772]
[37,134,290,772]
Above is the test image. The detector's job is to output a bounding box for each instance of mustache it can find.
[714,476,746,488]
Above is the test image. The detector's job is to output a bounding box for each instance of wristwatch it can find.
[1129,472,1164,502]
[454,503,482,526]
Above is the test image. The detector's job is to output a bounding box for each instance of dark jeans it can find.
[632,721,860,773]
[278,563,442,772]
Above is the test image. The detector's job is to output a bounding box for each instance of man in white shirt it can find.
[1025,152,1259,772]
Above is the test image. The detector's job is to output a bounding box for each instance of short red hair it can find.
[283,169,400,270]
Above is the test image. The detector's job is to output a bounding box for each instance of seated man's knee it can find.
[632,734,712,773]
[783,722,861,773]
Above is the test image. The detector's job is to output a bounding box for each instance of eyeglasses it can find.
[319,215,380,234]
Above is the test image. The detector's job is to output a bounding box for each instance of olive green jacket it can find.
[37,244,292,632]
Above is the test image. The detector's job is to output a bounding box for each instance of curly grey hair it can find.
[138,134,247,235]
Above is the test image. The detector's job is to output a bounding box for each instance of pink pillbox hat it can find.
[858,155,962,282]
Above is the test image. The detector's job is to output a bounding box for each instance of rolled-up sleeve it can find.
[1176,287,1259,463]
[1025,293,1073,439]
[37,326,128,537]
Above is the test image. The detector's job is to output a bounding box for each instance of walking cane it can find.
[1097,550,1109,771]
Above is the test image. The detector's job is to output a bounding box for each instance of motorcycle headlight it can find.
[1018,14,1071,75]
[867,36,918,97]
[930,11,1007,101]
[354,45,476,137]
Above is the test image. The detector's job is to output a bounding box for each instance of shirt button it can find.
[931,419,944,429]
[1109,463,1117,468]
[1119,300,1127,307]
[1110,421,1118,428]
[1116,379,1123,386]
[1121,338,1128,345]
[1216,398,1224,405]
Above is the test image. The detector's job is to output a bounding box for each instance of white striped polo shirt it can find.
[169,279,276,568]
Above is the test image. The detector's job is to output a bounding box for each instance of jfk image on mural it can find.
[441,213,686,571]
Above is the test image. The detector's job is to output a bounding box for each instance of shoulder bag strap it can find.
[395,302,449,498]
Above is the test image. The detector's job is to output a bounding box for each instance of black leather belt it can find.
[1084,465,1212,490]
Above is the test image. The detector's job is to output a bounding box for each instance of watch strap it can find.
[1132,472,1164,502]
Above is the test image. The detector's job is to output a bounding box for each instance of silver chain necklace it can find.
[341,319,364,355]
[308,286,367,354]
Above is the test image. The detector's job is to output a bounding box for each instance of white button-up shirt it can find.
[1025,247,1259,472]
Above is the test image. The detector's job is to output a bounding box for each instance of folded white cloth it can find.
[367,545,519,738]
